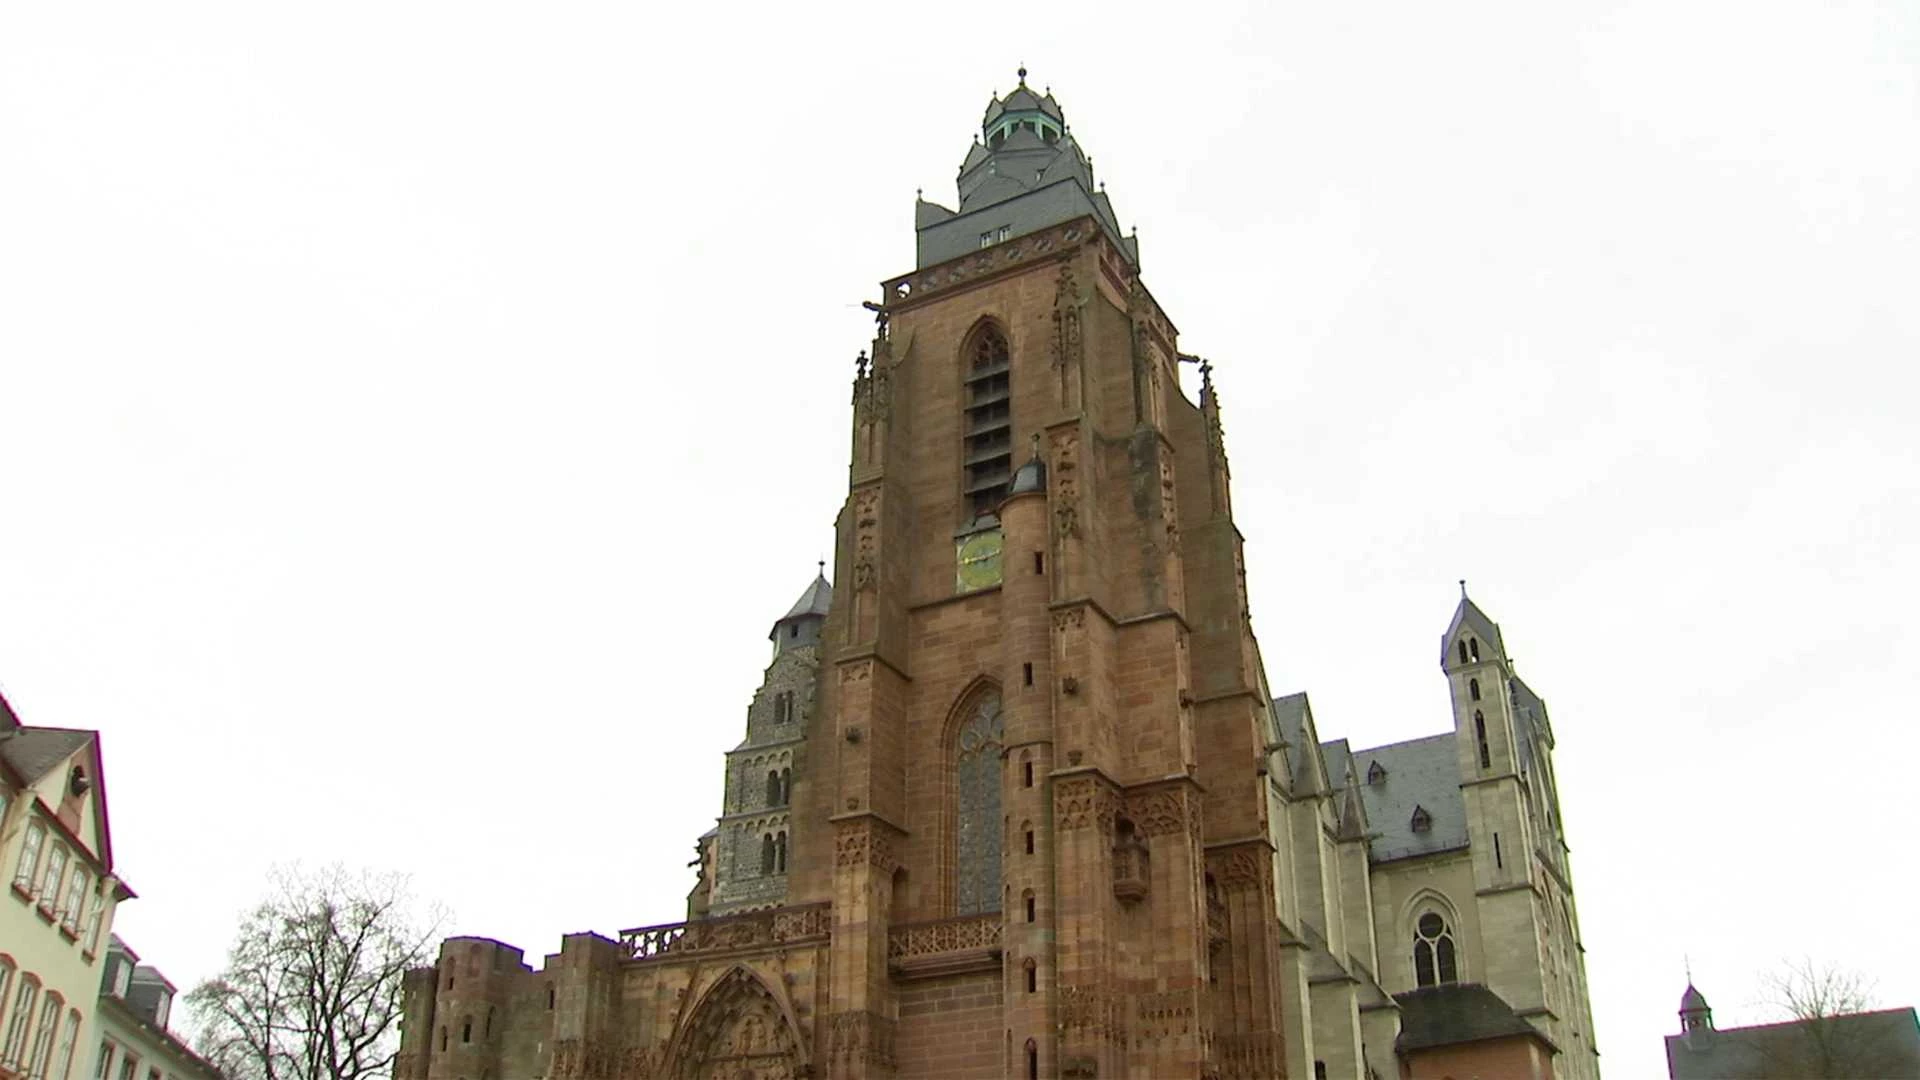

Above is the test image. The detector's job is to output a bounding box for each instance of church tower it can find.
[700,571,830,917]
[1440,587,1599,1075]
[781,68,1286,1078]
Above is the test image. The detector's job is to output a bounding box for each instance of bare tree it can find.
[188,866,445,1080]
[1755,958,1909,1079]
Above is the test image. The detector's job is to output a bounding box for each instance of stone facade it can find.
[398,74,1599,1079]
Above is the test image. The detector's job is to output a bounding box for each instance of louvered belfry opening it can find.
[963,326,1013,519]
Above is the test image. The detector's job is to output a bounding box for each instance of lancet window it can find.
[962,325,1014,520]
[953,687,1005,915]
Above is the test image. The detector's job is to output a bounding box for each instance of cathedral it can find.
[395,74,1599,1080]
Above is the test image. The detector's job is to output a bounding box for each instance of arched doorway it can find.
[664,966,804,1079]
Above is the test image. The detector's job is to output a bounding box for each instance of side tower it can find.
[706,571,830,916]
[785,69,1288,1079]
[1440,588,1599,1078]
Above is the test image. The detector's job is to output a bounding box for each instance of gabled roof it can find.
[1395,983,1551,1052]
[1441,595,1506,665]
[0,726,94,784]
[1666,1007,1920,1078]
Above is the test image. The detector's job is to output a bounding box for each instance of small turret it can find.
[1680,982,1713,1032]
[770,566,832,658]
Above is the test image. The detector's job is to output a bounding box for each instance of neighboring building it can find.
[0,690,130,1080]
[92,939,223,1080]
[395,73,1598,1079]
[1665,981,1920,1078]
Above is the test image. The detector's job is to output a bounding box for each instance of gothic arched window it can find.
[953,686,1005,915]
[1414,912,1458,988]
[962,324,1014,520]
[1474,711,1491,769]
[1469,678,1481,701]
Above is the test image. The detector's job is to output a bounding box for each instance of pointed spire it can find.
[1459,578,1468,599]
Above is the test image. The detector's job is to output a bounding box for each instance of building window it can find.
[1024,891,1036,922]
[115,1054,137,1080]
[1366,761,1387,785]
[998,225,1012,242]
[776,831,788,873]
[14,822,45,892]
[1474,711,1491,769]
[44,1007,77,1080]
[23,991,57,1076]
[1469,678,1480,701]
[979,232,993,249]
[1023,959,1038,993]
[766,771,780,806]
[953,685,1005,915]
[60,871,88,931]
[460,1018,471,1044]
[1413,912,1458,988]
[1469,638,1480,662]
[760,834,776,875]
[438,1029,447,1053]
[82,886,105,955]
[0,963,13,1047]
[1410,806,1432,833]
[39,846,68,908]
[1025,1039,1038,1080]
[961,325,1014,520]
[93,1040,113,1080]
[1456,640,1469,665]
[4,977,40,1068]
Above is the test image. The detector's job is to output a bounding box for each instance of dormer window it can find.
[1366,761,1387,786]
[1410,806,1433,834]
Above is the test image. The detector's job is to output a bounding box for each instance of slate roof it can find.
[1510,674,1553,746]
[1665,1008,1920,1078]
[0,727,94,784]
[1395,983,1550,1052]
[0,689,19,731]
[1441,595,1506,665]
[778,573,832,622]
[1270,692,1328,795]
[1340,733,1469,863]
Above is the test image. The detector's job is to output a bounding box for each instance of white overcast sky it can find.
[3,2,1915,1074]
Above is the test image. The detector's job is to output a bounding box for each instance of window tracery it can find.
[953,687,1005,915]
[1413,911,1458,988]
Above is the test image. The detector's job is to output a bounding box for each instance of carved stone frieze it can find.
[1208,847,1265,893]
[832,817,899,874]
[1127,787,1191,839]
[1133,990,1196,1043]
[1055,775,1121,832]
[1159,458,1179,550]
[827,1009,897,1068]
[618,902,831,961]
[1051,605,1086,632]
[886,913,1002,958]
[1051,429,1081,540]
[1061,982,1126,1044]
